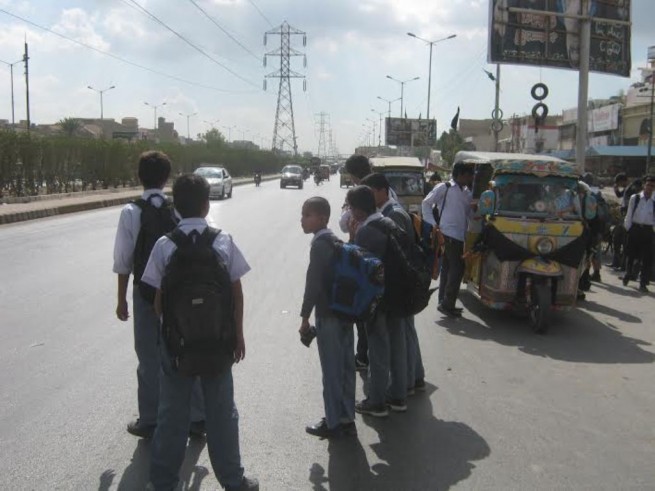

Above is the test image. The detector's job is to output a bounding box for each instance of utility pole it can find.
[575,1,591,173]
[144,101,166,141]
[23,41,30,133]
[371,109,385,146]
[88,85,115,120]
[0,59,21,128]
[494,65,501,151]
[264,21,306,156]
[179,112,197,140]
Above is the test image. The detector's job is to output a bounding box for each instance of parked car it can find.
[280,165,304,189]
[193,165,233,199]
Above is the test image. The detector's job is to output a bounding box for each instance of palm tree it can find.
[58,118,82,137]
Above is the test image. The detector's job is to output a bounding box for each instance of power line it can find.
[125,0,259,88]
[247,0,274,27]
[0,8,257,94]
[186,0,260,61]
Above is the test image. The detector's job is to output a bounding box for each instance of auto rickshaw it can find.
[370,156,425,214]
[339,165,353,188]
[319,164,331,181]
[458,151,597,333]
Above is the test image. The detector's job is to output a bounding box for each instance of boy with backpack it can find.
[140,174,258,491]
[113,151,204,439]
[361,173,426,401]
[299,197,357,439]
[347,185,410,417]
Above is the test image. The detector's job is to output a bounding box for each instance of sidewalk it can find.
[0,176,276,225]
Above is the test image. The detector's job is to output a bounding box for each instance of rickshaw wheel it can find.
[529,280,551,334]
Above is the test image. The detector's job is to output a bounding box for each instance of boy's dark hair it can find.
[138,151,172,189]
[429,173,442,183]
[173,174,209,218]
[303,196,331,219]
[346,185,377,215]
[345,154,372,179]
[452,163,474,178]
[645,175,655,184]
[360,173,390,193]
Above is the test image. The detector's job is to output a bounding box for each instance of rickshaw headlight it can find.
[536,238,554,255]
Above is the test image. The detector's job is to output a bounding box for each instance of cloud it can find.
[53,8,110,52]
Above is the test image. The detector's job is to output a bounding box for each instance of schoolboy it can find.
[299,197,356,438]
[361,173,426,402]
[140,174,258,491]
[347,185,401,418]
[113,151,204,438]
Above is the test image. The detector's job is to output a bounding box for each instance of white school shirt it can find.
[312,227,334,244]
[112,189,167,275]
[624,192,655,230]
[421,180,472,241]
[140,218,250,289]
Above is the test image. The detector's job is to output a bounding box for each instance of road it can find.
[0,177,654,490]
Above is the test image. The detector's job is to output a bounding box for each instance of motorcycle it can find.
[254,173,262,187]
[314,173,322,186]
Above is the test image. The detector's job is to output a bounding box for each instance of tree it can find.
[199,128,226,145]
[437,130,465,166]
[58,118,82,137]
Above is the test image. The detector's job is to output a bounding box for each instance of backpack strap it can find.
[200,227,222,248]
[437,182,452,226]
[631,194,641,219]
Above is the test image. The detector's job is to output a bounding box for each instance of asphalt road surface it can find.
[1,177,654,490]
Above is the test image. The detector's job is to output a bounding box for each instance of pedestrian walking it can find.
[112,151,204,439]
[140,174,258,491]
[622,176,655,293]
[421,164,474,317]
[299,197,357,439]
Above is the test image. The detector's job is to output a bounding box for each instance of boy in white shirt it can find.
[141,174,258,491]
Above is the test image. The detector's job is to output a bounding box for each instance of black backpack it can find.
[369,219,434,317]
[133,195,177,304]
[161,227,236,377]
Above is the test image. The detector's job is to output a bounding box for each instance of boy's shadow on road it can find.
[437,292,654,365]
[99,437,208,491]
[309,385,490,491]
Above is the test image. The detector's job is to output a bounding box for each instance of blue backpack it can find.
[320,236,385,322]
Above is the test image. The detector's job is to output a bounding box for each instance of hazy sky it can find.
[0,0,652,154]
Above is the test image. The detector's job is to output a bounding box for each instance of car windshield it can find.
[194,167,223,179]
[384,171,425,197]
[282,166,302,173]
[495,175,581,219]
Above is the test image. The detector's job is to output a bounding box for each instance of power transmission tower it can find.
[315,112,329,160]
[264,21,306,156]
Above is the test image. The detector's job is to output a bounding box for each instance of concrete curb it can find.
[0,175,280,226]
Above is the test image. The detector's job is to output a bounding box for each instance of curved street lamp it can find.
[386,75,420,118]
[88,84,116,120]
[407,33,456,120]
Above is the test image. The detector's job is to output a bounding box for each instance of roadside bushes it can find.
[0,131,287,197]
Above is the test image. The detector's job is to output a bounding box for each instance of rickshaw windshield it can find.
[494,175,581,219]
[384,171,424,197]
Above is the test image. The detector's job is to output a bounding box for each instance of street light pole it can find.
[377,95,402,118]
[179,112,198,140]
[407,33,456,120]
[144,101,166,141]
[0,59,21,127]
[371,109,385,146]
[386,75,420,118]
[88,85,115,120]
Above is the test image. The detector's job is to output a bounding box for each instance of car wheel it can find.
[280,182,285,189]
[219,187,225,200]
[227,185,233,198]
[299,182,303,189]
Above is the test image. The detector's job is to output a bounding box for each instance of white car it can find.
[193,166,233,199]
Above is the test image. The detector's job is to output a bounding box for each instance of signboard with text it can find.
[489,0,631,77]
[385,118,437,147]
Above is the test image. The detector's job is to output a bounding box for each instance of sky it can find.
[0,0,652,155]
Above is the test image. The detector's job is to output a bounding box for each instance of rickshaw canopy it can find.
[453,151,580,179]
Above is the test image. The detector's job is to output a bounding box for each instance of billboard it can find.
[385,118,437,147]
[489,0,631,77]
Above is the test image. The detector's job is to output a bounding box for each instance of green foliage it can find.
[58,118,82,137]
[437,130,465,166]
[0,131,290,198]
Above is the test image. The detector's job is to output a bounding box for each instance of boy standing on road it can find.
[141,174,258,491]
[347,185,402,417]
[623,176,655,293]
[361,173,426,399]
[299,197,357,439]
[422,164,474,317]
[113,151,204,438]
